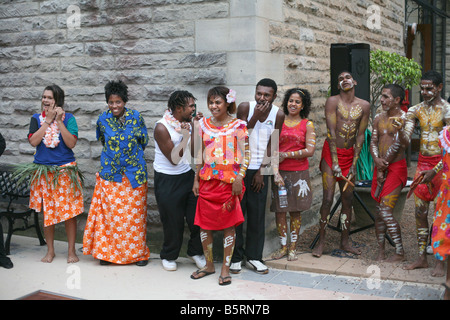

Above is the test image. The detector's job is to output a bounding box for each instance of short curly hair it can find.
[281,88,312,118]
[168,90,197,113]
[105,80,128,103]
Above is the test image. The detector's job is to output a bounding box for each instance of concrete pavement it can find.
[0,235,445,301]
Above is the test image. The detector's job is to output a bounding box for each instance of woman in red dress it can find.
[270,88,315,261]
[190,86,250,285]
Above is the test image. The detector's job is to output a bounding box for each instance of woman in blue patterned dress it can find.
[83,80,150,266]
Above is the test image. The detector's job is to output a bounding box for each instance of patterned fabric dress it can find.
[28,112,83,226]
[194,117,249,230]
[270,119,313,212]
[83,107,150,264]
[432,126,450,261]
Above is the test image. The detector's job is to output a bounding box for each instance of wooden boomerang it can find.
[407,175,423,199]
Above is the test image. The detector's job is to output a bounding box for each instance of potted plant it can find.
[354,49,422,227]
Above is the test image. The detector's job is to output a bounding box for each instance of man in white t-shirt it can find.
[153,91,205,271]
[230,79,285,274]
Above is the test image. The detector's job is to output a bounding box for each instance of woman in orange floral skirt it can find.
[83,80,150,266]
[26,84,84,263]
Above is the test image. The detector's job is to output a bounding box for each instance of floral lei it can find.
[163,109,190,133]
[39,112,65,148]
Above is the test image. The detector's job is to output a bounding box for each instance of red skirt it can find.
[371,159,407,203]
[320,139,354,180]
[414,154,443,202]
[194,179,245,230]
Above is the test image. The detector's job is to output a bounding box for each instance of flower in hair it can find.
[226,89,236,103]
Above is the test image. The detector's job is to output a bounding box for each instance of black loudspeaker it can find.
[330,43,370,102]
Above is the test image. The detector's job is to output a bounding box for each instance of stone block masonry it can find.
[0,1,406,248]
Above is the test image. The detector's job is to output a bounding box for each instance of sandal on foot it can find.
[219,275,232,286]
[442,282,450,291]
[190,268,215,280]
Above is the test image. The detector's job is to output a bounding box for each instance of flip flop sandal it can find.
[219,275,232,286]
[442,283,450,291]
[190,268,215,280]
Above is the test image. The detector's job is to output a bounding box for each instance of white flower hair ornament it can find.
[226,89,236,103]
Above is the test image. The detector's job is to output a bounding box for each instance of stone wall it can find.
[0,0,407,253]
[270,0,405,230]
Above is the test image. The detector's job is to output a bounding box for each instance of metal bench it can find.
[0,164,46,255]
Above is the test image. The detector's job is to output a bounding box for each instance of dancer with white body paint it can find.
[370,84,409,262]
[270,88,316,261]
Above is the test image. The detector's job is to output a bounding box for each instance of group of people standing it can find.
[1,70,449,295]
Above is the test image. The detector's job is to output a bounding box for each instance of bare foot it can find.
[376,250,386,262]
[431,260,445,277]
[443,282,450,300]
[340,243,362,255]
[403,257,428,270]
[271,247,288,260]
[385,254,406,263]
[67,253,79,264]
[190,267,215,280]
[287,250,298,261]
[41,252,55,263]
[312,241,324,258]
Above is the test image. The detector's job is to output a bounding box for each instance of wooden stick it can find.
[342,174,354,192]
[406,175,424,199]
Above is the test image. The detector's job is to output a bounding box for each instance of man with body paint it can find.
[312,71,370,258]
[370,84,409,262]
[402,70,450,277]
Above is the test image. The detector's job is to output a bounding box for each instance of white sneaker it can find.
[230,261,242,274]
[246,260,268,274]
[189,255,206,269]
[162,259,177,271]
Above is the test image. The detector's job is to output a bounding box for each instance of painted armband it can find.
[384,132,402,163]
[370,127,379,158]
[238,138,250,178]
[433,160,443,174]
[327,132,339,165]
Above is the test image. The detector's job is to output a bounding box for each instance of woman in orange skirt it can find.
[26,84,84,263]
[83,80,150,266]
[190,86,250,285]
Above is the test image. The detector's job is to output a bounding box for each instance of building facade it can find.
[1,0,447,253]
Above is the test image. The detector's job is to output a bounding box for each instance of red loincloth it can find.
[194,179,245,230]
[413,154,443,202]
[371,158,407,203]
[320,139,354,180]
